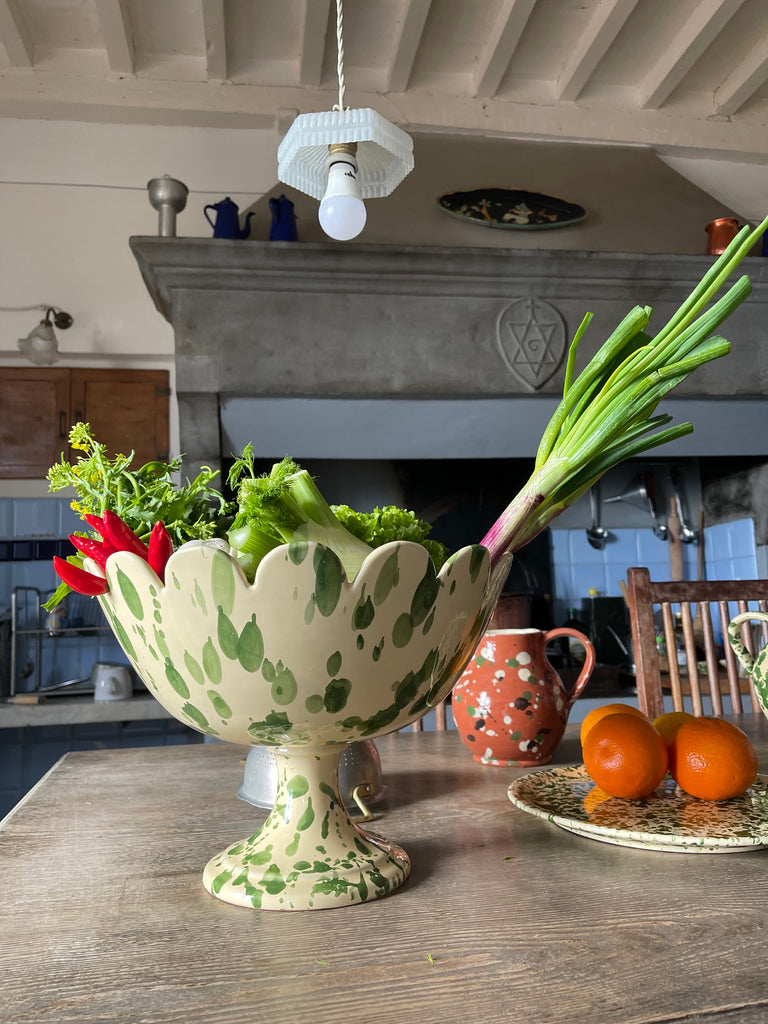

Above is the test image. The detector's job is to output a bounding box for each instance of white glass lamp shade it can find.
[277,108,414,201]
[18,320,59,365]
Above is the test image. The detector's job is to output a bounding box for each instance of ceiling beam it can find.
[386,0,432,93]
[0,0,33,67]
[201,0,227,81]
[473,0,537,98]
[299,0,331,86]
[637,0,746,110]
[714,35,768,115]
[4,69,766,158]
[93,0,135,74]
[556,0,639,102]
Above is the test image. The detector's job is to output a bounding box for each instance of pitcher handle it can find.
[727,610,768,675]
[545,627,596,707]
[203,205,216,229]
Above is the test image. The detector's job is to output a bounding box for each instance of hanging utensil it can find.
[643,471,668,541]
[668,467,697,543]
[697,509,705,580]
[605,471,668,540]
[586,483,609,550]
[604,474,649,509]
[668,495,684,581]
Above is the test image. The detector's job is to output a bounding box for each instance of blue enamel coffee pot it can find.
[204,197,254,239]
[269,194,298,241]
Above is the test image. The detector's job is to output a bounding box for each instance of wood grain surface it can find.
[2,719,768,1024]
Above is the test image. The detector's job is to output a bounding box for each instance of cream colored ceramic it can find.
[97,539,510,911]
[727,611,768,716]
[509,765,768,853]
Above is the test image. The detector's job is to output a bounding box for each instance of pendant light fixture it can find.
[277,0,414,241]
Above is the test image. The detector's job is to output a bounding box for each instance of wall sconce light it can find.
[277,0,414,241]
[17,307,74,365]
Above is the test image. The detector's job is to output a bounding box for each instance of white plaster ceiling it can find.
[1,0,767,216]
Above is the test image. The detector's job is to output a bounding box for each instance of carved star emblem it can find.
[496,298,566,390]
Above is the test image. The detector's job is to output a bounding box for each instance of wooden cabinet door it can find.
[0,369,71,477]
[0,367,170,478]
[70,369,170,468]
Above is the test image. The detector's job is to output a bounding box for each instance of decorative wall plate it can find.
[438,189,586,230]
[509,764,768,853]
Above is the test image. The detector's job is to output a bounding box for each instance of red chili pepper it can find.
[101,509,149,560]
[147,521,174,582]
[68,533,116,570]
[53,556,108,596]
[83,512,108,538]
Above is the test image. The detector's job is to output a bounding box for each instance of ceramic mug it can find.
[91,663,133,702]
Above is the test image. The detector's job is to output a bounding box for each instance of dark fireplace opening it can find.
[220,455,554,626]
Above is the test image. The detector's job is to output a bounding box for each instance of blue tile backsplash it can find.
[550,518,759,625]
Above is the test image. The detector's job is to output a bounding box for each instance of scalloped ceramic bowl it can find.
[98,539,510,911]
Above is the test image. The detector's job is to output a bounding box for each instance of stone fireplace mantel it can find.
[130,237,768,475]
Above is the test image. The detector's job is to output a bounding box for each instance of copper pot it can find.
[705,217,739,255]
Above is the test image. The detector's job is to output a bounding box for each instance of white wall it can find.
[0,118,280,495]
[0,118,741,497]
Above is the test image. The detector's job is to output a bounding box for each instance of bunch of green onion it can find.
[480,213,768,568]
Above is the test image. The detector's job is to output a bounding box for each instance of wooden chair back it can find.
[626,566,768,721]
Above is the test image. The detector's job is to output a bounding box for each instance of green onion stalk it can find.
[481,214,768,568]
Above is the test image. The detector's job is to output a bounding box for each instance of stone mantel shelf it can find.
[129,237,768,472]
[131,237,768,324]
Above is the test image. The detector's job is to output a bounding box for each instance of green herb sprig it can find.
[47,422,232,547]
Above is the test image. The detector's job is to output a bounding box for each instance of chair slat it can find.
[680,602,704,716]
[629,568,666,719]
[700,603,722,715]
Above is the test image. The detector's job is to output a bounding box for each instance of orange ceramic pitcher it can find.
[452,627,596,767]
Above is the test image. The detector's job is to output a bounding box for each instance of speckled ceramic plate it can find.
[438,188,586,229]
[508,765,768,853]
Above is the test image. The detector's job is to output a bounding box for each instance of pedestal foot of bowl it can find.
[202,749,410,910]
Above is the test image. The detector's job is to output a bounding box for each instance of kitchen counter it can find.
[0,667,635,729]
[0,693,174,728]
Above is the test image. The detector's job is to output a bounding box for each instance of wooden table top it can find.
[3,717,768,1024]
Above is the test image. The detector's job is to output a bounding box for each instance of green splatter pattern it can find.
[202,749,410,910]
[99,540,503,750]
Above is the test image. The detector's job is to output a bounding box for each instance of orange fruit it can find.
[580,703,648,746]
[582,713,668,799]
[652,710,695,747]
[583,784,613,815]
[668,717,758,800]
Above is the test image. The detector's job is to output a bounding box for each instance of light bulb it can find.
[318,152,367,241]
